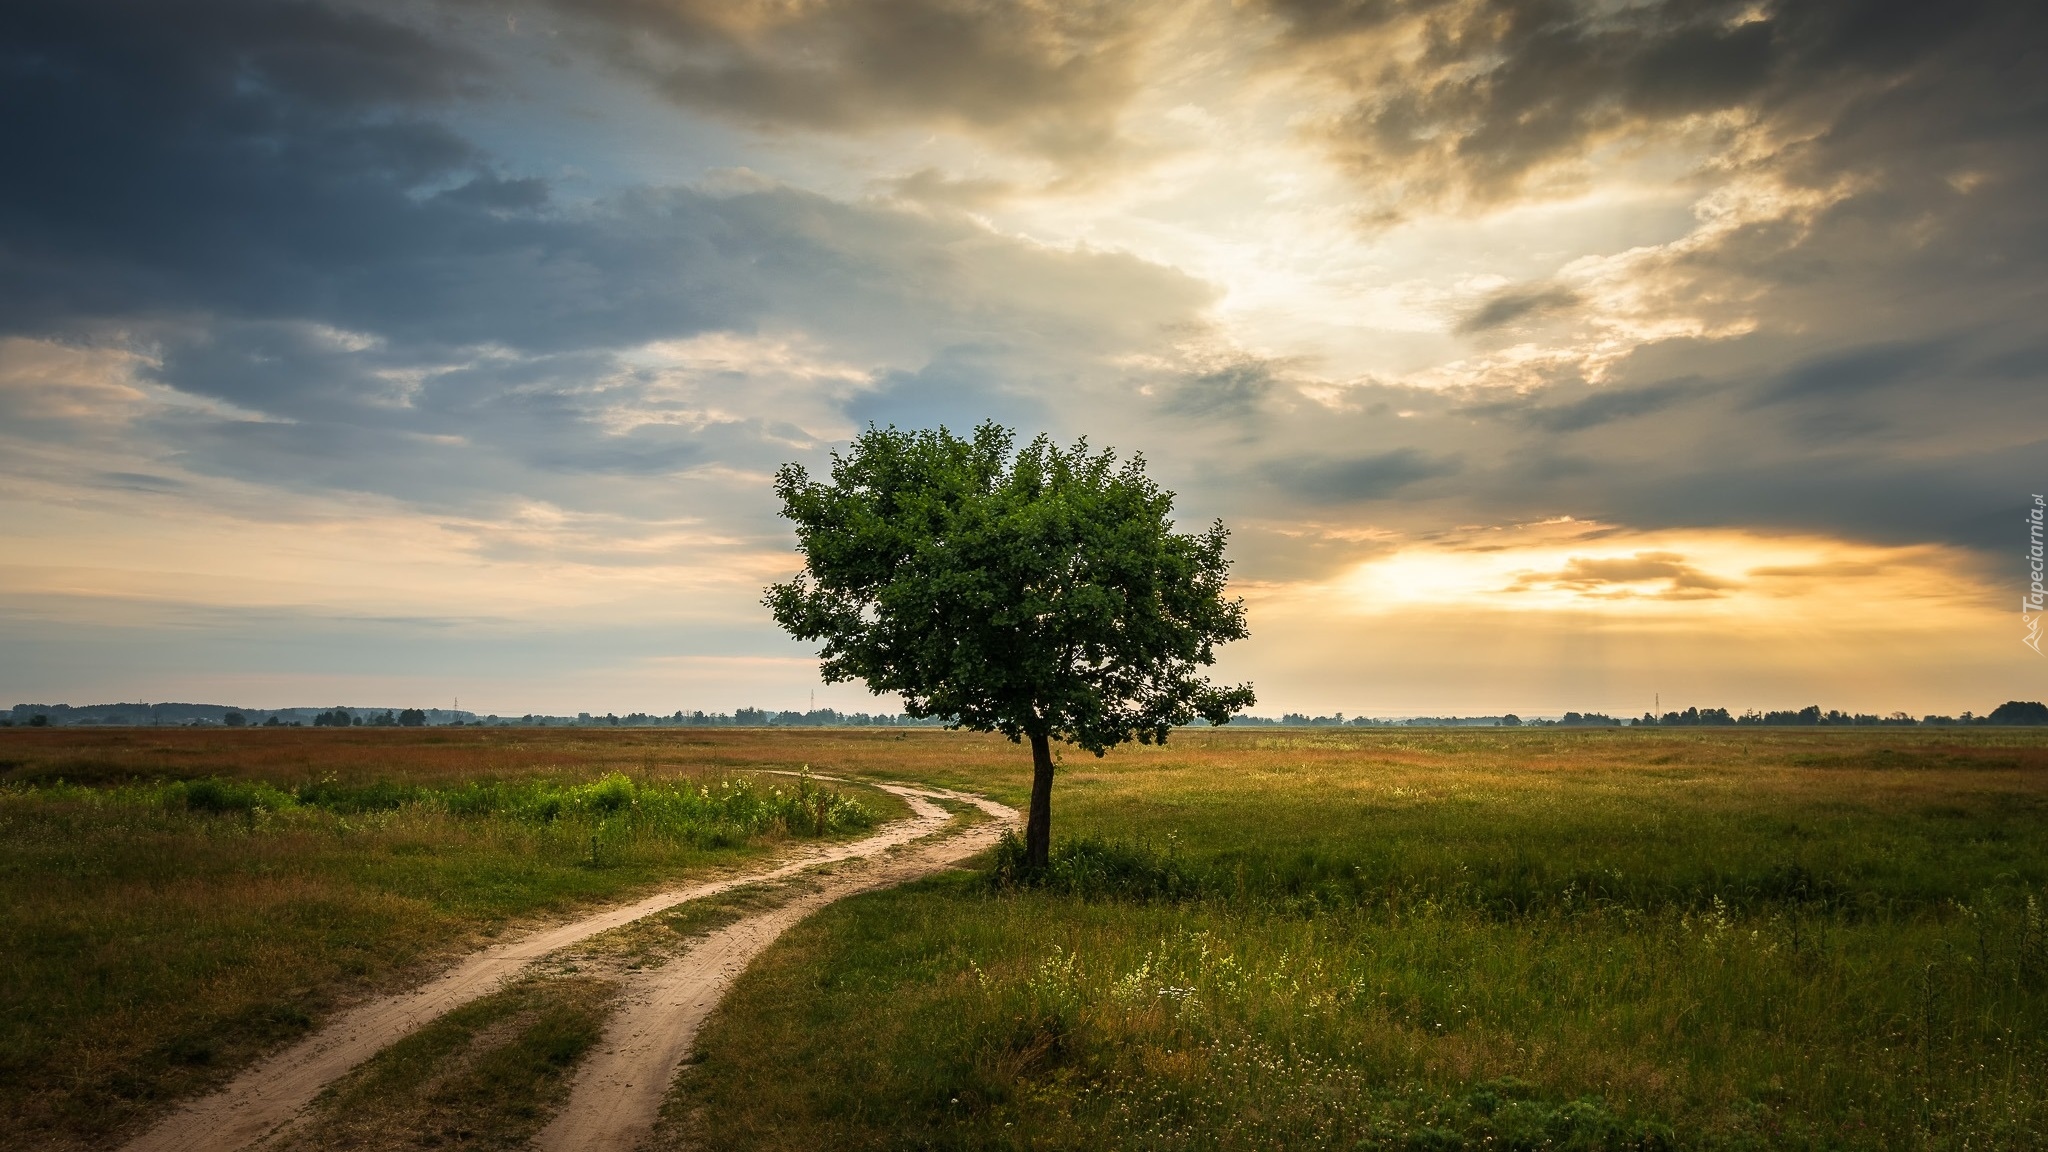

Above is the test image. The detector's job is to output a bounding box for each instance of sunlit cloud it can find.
[1314,520,1989,622]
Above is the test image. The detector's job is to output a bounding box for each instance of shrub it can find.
[990,832,1207,902]
[169,777,297,814]
[294,778,419,812]
[580,773,635,814]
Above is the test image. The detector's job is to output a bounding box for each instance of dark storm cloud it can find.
[0,0,1202,355]
[0,0,492,335]
[515,0,1147,158]
[0,0,1209,523]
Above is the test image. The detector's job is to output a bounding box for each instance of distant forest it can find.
[1236,701,2048,728]
[8,701,2048,729]
[0,703,956,729]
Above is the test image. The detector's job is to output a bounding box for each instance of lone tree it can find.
[765,422,1255,871]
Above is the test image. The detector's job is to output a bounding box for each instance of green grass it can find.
[275,974,618,1151]
[667,728,2048,1151]
[8,725,2045,1151]
[574,877,817,968]
[0,734,896,1151]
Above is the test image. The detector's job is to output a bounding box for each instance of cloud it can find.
[1264,0,2044,213]
[875,168,1022,209]
[1267,0,1768,209]
[525,0,1154,159]
[1505,550,1736,600]
[1455,282,1581,334]
[1266,448,1463,503]
[1574,443,2045,558]
[0,0,1220,529]
[847,345,1054,434]
[1164,361,1278,419]
[11,0,2035,565]
[0,0,1204,363]
[1222,0,2048,571]
[3,0,2046,717]
[1747,560,1881,580]
[1460,376,1709,432]
[1746,339,1953,407]
[0,0,501,332]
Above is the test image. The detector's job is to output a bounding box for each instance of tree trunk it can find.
[1025,729,1055,872]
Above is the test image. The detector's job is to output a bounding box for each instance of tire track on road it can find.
[531,786,1015,1152]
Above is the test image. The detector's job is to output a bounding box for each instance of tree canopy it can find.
[765,422,1255,867]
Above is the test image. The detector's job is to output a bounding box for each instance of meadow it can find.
[0,727,896,1149]
[3,726,2044,1151]
[673,726,2048,1151]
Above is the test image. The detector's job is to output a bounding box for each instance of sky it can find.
[2,0,2045,718]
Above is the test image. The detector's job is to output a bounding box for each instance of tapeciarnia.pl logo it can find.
[2027,494,2045,655]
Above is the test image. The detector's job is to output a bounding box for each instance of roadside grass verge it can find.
[272,974,617,1152]
[667,727,2048,1151]
[573,878,818,969]
[0,734,896,1151]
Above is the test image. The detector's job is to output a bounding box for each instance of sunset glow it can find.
[1,0,2042,716]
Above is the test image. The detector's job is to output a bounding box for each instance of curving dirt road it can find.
[532,785,1015,1152]
[119,782,1015,1152]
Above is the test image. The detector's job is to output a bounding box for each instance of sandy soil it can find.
[118,783,1014,1152]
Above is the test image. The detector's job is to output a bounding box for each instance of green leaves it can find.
[766,422,1254,753]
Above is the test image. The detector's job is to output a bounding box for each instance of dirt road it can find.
[532,785,1014,1152]
[119,783,1015,1152]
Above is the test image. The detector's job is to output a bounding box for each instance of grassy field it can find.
[669,727,2048,1151]
[0,727,902,1150]
[4,726,2045,1151]
[272,972,616,1152]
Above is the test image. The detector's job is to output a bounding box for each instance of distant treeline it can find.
[2,703,953,729]
[1623,700,2048,727]
[516,709,954,728]
[1231,713,1515,728]
[10,700,2048,729]
[4,702,476,728]
[1210,700,2048,728]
